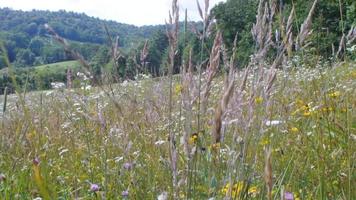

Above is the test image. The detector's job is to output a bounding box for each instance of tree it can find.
[29,37,44,56]
[212,0,258,66]
[15,49,35,66]
[146,30,169,76]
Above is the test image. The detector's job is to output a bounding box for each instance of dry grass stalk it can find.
[251,0,275,65]
[212,76,234,143]
[296,0,318,50]
[264,147,273,200]
[104,24,125,82]
[45,24,125,115]
[201,31,222,115]
[346,26,356,44]
[140,40,149,67]
[285,5,295,58]
[182,49,194,158]
[336,34,346,59]
[45,24,97,84]
[211,33,236,144]
[66,68,72,89]
[104,24,122,63]
[166,0,179,198]
[336,25,356,59]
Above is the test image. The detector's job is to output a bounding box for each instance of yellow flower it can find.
[328,91,340,98]
[221,181,244,197]
[255,96,263,104]
[303,111,311,117]
[260,137,270,146]
[189,134,198,144]
[290,127,299,133]
[175,84,183,94]
[221,182,244,197]
[248,186,258,195]
[232,182,244,197]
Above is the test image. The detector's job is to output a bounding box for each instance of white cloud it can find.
[0,0,226,26]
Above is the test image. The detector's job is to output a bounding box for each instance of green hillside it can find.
[33,60,80,74]
[0,8,165,68]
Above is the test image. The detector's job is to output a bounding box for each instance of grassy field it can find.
[0,61,355,199]
[32,61,81,74]
[0,60,81,75]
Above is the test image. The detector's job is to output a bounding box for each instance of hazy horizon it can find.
[0,0,226,26]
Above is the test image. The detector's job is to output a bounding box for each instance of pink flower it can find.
[33,157,40,165]
[90,183,100,192]
[123,162,133,170]
[122,190,129,197]
[285,192,294,200]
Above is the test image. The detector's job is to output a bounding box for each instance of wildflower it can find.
[123,162,133,170]
[157,192,168,200]
[90,183,100,192]
[285,192,294,200]
[121,190,129,197]
[189,133,198,144]
[265,120,284,126]
[290,127,299,133]
[33,157,40,165]
[155,140,166,146]
[322,107,333,112]
[260,137,270,146]
[328,91,340,98]
[255,96,263,104]
[175,84,183,94]
[221,181,244,197]
[248,186,258,196]
[0,173,5,182]
[232,182,244,197]
[303,111,311,117]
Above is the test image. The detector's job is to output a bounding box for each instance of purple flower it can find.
[123,162,133,170]
[33,157,40,165]
[285,192,294,200]
[0,173,5,182]
[90,183,100,192]
[121,190,129,197]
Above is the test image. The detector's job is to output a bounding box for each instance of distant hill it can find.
[0,8,165,68]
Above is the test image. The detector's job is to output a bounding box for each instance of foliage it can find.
[212,0,356,65]
[0,60,81,93]
[0,8,165,67]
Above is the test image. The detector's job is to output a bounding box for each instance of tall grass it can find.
[0,0,355,200]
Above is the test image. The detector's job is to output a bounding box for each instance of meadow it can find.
[0,0,356,199]
[0,59,355,199]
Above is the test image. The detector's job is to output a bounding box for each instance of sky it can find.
[0,0,226,26]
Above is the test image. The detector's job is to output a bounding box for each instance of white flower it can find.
[265,120,284,126]
[155,140,166,146]
[50,82,66,89]
[157,192,168,200]
[114,156,124,163]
